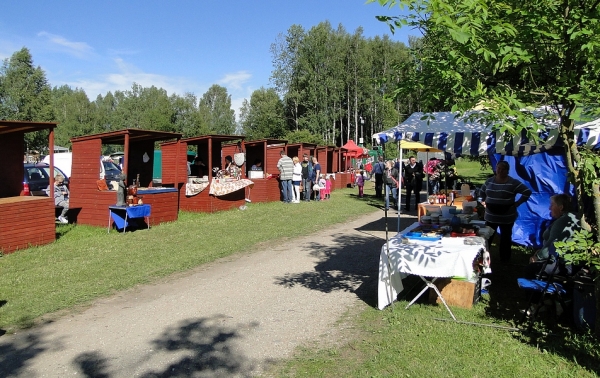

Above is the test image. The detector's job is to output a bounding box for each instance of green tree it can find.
[239,87,286,139]
[92,91,118,132]
[170,92,202,138]
[51,85,95,147]
[0,47,54,151]
[198,84,236,135]
[270,24,306,131]
[371,0,600,331]
[371,0,600,219]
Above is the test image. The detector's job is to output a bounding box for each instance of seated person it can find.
[526,194,580,277]
[191,157,205,177]
[52,174,70,224]
[251,159,263,171]
[224,155,240,179]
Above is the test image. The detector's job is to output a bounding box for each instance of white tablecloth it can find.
[378,222,488,310]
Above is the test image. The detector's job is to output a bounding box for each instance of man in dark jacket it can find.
[300,154,313,201]
[402,156,424,211]
[372,156,385,198]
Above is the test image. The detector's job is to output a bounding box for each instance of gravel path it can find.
[0,209,414,377]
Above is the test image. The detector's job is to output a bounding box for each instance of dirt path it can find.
[0,209,415,377]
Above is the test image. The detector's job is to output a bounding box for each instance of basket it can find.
[234,152,245,166]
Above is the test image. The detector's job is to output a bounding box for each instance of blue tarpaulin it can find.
[491,149,574,247]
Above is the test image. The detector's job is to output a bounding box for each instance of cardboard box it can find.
[248,171,264,179]
[429,278,481,309]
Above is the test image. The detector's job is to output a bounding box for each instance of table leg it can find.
[108,210,111,234]
[123,213,128,233]
[405,276,457,321]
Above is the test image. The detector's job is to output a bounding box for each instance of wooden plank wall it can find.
[138,192,179,224]
[338,172,352,188]
[248,179,281,203]
[71,139,106,226]
[316,149,327,175]
[0,132,25,197]
[266,146,284,175]
[0,197,55,254]
[162,141,187,184]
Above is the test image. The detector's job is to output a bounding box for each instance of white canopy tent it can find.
[372,111,567,157]
[372,110,600,246]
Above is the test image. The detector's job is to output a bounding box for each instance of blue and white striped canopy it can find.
[372,111,600,156]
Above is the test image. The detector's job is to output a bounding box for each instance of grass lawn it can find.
[1,160,599,377]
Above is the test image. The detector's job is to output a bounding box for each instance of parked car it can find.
[22,163,70,196]
[102,160,122,184]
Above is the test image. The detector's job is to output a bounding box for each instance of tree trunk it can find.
[592,183,600,337]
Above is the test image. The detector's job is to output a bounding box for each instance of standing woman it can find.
[383,160,399,210]
[480,161,532,262]
[291,156,302,203]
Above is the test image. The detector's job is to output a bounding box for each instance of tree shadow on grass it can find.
[482,243,600,374]
[273,215,417,308]
[71,315,256,377]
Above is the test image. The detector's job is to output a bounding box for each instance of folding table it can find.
[378,222,489,319]
[108,204,151,233]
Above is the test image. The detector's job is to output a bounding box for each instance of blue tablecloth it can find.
[137,188,177,194]
[109,205,151,230]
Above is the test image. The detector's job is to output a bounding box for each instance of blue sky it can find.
[0,0,413,117]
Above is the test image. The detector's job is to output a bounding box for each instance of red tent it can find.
[342,140,367,158]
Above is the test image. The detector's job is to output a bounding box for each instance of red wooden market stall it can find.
[235,139,288,203]
[161,135,252,213]
[285,142,316,163]
[0,121,57,253]
[69,129,182,228]
[331,147,348,190]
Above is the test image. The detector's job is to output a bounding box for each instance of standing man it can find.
[300,154,313,201]
[480,161,532,263]
[403,156,424,211]
[372,156,385,198]
[312,156,321,201]
[277,150,294,203]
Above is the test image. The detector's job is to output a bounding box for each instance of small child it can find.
[318,174,327,200]
[324,175,332,200]
[356,170,365,198]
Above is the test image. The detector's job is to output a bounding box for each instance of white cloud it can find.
[65,57,206,99]
[218,70,251,91]
[37,31,93,58]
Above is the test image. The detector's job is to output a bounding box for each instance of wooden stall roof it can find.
[70,128,181,144]
[244,138,288,147]
[286,142,318,149]
[181,134,244,145]
[0,120,57,135]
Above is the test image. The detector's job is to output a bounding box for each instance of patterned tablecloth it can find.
[209,178,254,197]
[185,182,210,197]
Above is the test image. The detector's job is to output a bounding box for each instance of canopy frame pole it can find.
[397,141,403,233]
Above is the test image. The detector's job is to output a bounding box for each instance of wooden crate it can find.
[429,278,481,309]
